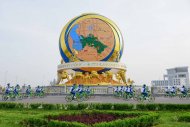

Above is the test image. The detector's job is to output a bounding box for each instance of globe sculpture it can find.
[57,13,133,86]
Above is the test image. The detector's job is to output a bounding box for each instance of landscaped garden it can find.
[0,103,190,127]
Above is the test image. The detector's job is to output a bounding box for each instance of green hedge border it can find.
[178,113,190,122]
[0,102,190,111]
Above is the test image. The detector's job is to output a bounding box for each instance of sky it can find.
[0,0,190,87]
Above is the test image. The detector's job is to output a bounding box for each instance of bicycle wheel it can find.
[65,95,72,102]
[179,94,183,99]
[82,93,89,101]
[113,93,119,98]
[39,93,45,98]
[30,93,35,99]
[148,96,155,102]
[77,97,83,102]
[90,93,95,99]
[133,94,138,101]
[10,96,16,101]
[18,94,23,100]
[186,94,190,100]
[124,94,130,101]
[2,94,8,101]
[137,96,143,103]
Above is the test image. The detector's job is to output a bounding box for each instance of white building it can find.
[151,67,189,87]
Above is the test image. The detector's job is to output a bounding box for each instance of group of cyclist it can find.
[113,84,155,102]
[3,83,45,101]
[3,83,189,102]
[69,84,91,99]
[114,85,133,95]
[165,85,189,97]
[114,84,149,97]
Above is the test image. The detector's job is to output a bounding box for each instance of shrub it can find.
[21,118,48,127]
[48,121,88,127]
[90,103,113,110]
[42,104,56,110]
[113,104,134,110]
[77,103,88,110]
[15,103,24,109]
[22,118,88,127]
[65,104,78,110]
[178,114,190,122]
[0,102,17,109]
[55,104,63,110]
[100,103,113,110]
[92,103,103,110]
[93,113,159,127]
[136,104,157,111]
[30,103,41,109]
[157,104,190,111]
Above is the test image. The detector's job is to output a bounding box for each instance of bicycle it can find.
[137,91,155,103]
[123,91,138,101]
[179,91,190,99]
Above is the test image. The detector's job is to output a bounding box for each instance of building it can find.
[151,80,168,87]
[151,67,189,87]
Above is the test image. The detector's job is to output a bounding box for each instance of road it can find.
[1,95,190,104]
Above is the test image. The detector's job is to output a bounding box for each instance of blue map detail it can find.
[70,24,83,51]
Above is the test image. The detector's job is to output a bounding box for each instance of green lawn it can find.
[154,111,190,127]
[0,109,189,127]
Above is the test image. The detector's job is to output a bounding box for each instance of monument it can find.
[56,13,133,86]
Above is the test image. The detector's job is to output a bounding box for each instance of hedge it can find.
[93,113,159,127]
[113,104,134,110]
[0,102,190,111]
[22,111,159,127]
[178,113,190,122]
[136,104,157,111]
[22,118,88,127]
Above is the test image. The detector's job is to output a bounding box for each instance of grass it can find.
[0,109,189,127]
[154,111,190,127]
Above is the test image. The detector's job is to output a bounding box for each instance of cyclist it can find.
[119,86,124,96]
[40,86,44,94]
[76,84,81,92]
[36,86,41,94]
[79,84,84,94]
[13,84,20,95]
[70,84,77,99]
[170,86,176,95]
[129,85,133,95]
[141,84,148,97]
[180,85,187,96]
[114,86,119,94]
[119,86,124,92]
[165,86,170,95]
[5,83,11,94]
[125,85,130,95]
[85,86,91,94]
[26,85,31,95]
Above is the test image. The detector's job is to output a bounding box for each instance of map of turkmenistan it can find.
[68,18,115,61]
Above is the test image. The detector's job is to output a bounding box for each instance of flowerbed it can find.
[22,110,159,127]
[47,113,135,125]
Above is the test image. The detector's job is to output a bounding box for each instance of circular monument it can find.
[57,13,133,86]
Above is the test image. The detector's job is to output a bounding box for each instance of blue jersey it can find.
[129,87,133,93]
[114,87,119,92]
[141,87,146,93]
[70,86,76,92]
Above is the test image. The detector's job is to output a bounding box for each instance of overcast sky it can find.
[0,0,190,86]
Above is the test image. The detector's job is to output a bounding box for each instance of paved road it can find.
[0,95,190,104]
